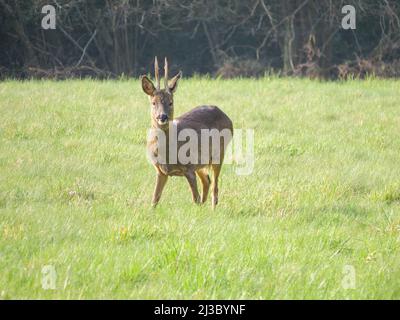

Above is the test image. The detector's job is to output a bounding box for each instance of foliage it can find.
[0,0,400,78]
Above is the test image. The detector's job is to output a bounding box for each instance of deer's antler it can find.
[154,56,160,90]
[164,57,169,93]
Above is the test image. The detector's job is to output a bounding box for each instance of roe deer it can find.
[140,57,233,208]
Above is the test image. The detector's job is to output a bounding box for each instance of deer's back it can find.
[174,105,233,133]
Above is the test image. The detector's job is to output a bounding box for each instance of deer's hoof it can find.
[151,202,158,208]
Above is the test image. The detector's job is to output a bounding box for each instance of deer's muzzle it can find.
[157,114,169,125]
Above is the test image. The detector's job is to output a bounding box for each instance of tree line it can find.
[0,0,399,79]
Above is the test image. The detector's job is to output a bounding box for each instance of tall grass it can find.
[0,78,399,299]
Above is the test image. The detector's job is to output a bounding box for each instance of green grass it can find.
[0,77,399,299]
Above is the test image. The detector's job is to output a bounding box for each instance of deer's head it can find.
[141,57,182,129]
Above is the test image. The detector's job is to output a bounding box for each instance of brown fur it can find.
[141,58,233,208]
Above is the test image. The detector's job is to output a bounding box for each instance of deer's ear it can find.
[168,71,182,93]
[140,75,156,96]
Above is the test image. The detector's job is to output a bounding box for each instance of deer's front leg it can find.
[184,171,201,204]
[152,173,168,207]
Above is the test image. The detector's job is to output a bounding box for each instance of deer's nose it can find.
[158,114,168,123]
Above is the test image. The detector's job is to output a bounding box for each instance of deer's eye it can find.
[152,102,156,106]
[169,102,173,107]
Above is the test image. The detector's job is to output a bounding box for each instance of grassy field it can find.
[0,77,399,299]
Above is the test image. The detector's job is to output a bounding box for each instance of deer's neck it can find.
[150,121,170,137]
[149,121,171,155]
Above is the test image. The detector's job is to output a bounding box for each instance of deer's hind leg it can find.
[196,168,211,204]
[184,171,201,204]
[211,164,222,209]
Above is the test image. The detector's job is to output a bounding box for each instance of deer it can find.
[140,57,233,209]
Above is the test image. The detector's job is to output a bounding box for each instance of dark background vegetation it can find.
[1,0,399,79]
